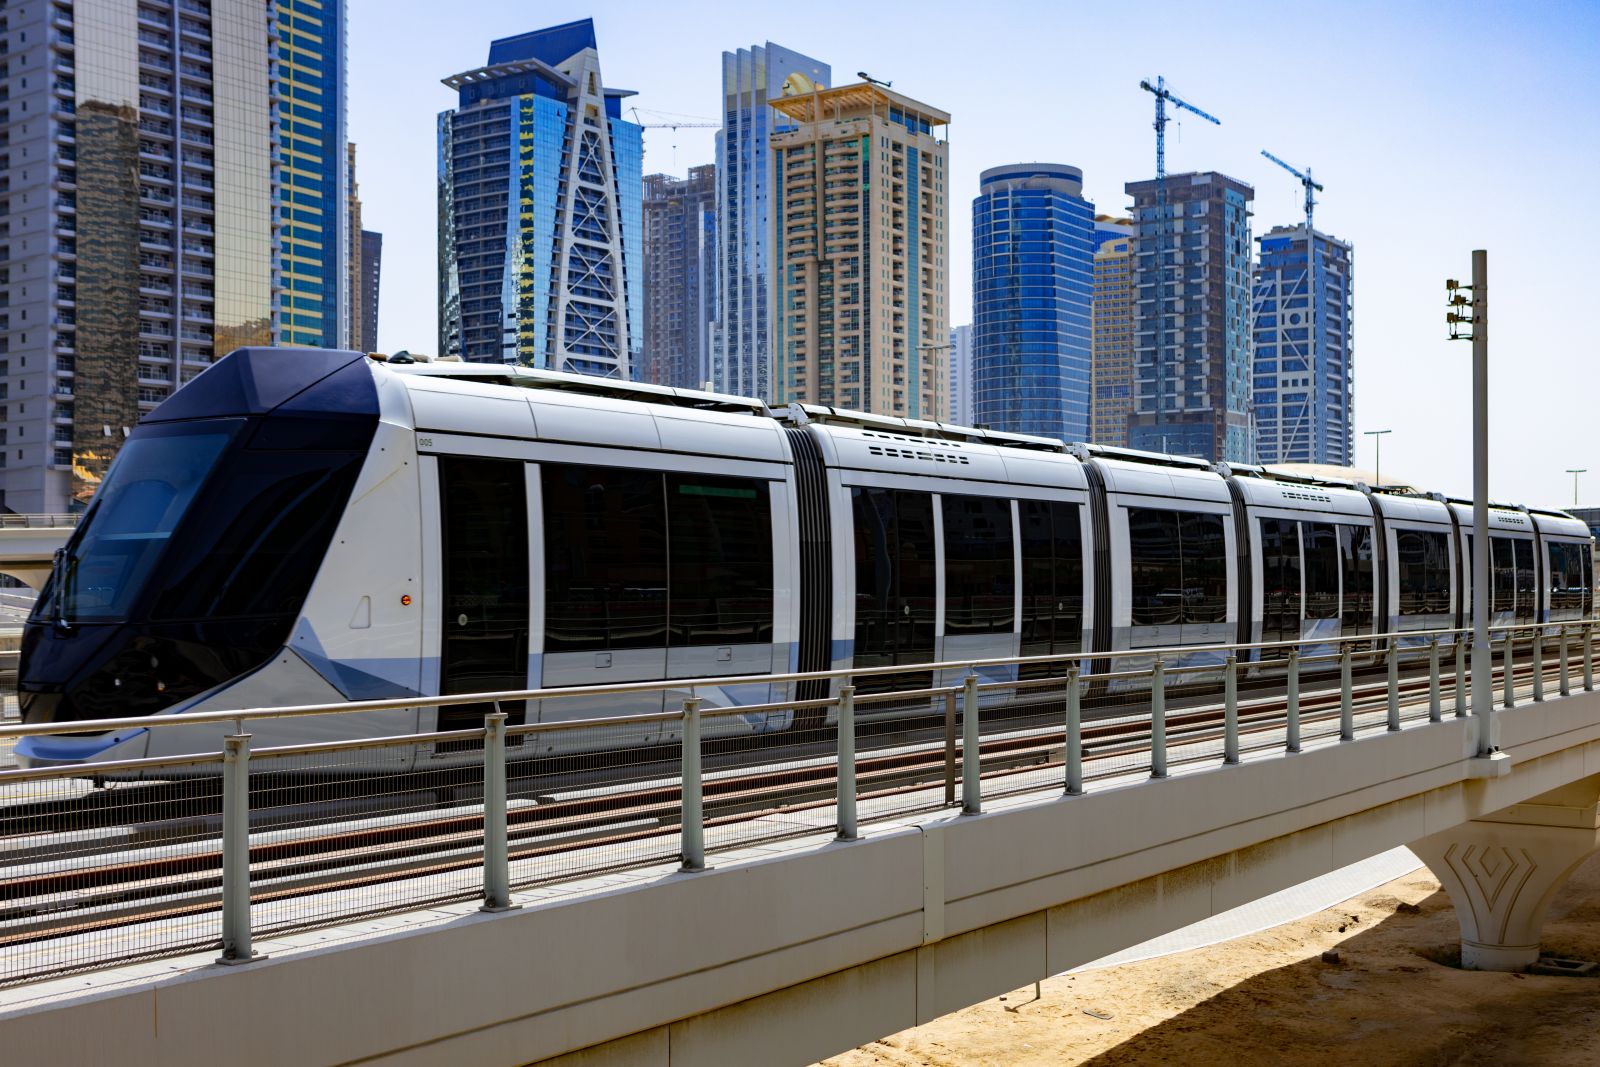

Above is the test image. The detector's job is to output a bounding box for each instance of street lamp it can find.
[918,342,953,422]
[1448,255,1492,758]
[1567,468,1587,509]
[1363,429,1392,488]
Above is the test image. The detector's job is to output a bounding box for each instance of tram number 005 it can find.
[417,437,434,449]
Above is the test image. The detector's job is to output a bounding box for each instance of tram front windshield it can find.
[46,423,234,624]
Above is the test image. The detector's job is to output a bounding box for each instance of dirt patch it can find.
[816,851,1600,1066]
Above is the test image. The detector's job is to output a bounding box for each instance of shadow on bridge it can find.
[1068,853,1600,1066]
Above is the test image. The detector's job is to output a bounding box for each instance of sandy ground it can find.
[817,851,1600,1066]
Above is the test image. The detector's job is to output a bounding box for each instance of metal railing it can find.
[0,513,78,529]
[0,619,1592,985]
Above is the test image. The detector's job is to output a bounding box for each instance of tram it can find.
[14,347,1593,766]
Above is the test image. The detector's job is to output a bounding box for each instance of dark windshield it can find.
[52,423,236,623]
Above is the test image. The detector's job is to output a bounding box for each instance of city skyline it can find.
[348,1,1591,504]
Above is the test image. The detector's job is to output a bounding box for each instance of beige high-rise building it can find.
[768,84,949,419]
[1091,216,1135,446]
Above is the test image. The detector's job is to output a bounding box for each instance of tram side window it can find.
[1514,538,1536,622]
[1258,518,1302,640]
[1181,512,1228,624]
[1491,536,1516,615]
[942,494,1015,636]
[1020,500,1084,656]
[541,465,667,653]
[1128,508,1227,628]
[1548,542,1592,616]
[1129,508,1182,627]
[1338,525,1374,634]
[852,487,937,670]
[667,474,774,646]
[1396,529,1451,616]
[1303,522,1340,620]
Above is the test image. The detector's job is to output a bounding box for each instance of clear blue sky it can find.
[351,0,1600,509]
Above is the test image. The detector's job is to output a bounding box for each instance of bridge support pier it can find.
[1412,774,1600,971]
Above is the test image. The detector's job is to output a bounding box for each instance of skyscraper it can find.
[346,142,362,351]
[768,82,950,419]
[641,165,717,389]
[971,164,1095,442]
[0,0,348,513]
[360,229,382,353]
[1252,224,1354,464]
[1125,171,1254,461]
[273,0,350,350]
[437,19,644,375]
[948,324,974,426]
[1092,216,1135,447]
[710,42,829,401]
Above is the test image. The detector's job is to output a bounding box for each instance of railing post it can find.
[961,672,981,815]
[1150,659,1168,779]
[1502,630,1515,709]
[481,708,513,911]
[1065,667,1083,796]
[217,733,256,965]
[1224,654,1240,765]
[1387,643,1401,731]
[1339,644,1354,741]
[680,697,705,870]
[1586,624,1594,692]
[943,689,958,806]
[1533,627,1545,703]
[1561,624,1571,697]
[1455,635,1468,718]
[1285,650,1301,753]
[1428,639,1442,722]
[836,686,857,840]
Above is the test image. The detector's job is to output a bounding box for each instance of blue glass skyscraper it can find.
[1252,225,1354,464]
[438,19,644,376]
[971,164,1096,441]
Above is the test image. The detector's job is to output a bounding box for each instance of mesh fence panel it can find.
[247,733,487,941]
[0,756,225,987]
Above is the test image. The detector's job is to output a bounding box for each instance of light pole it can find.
[919,342,953,422]
[1567,468,1587,509]
[1448,253,1491,757]
[1364,429,1392,488]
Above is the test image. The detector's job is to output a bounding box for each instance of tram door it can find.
[851,487,937,696]
[437,457,529,733]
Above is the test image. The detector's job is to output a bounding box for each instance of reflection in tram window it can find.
[1129,508,1227,631]
[542,465,667,653]
[666,475,774,646]
[1259,518,1302,642]
[1020,500,1083,661]
[851,488,936,692]
[1396,529,1451,615]
[942,494,1014,636]
[1514,538,1536,622]
[1490,536,1517,616]
[1338,525,1374,635]
[1548,542,1593,617]
[1303,523,1340,620]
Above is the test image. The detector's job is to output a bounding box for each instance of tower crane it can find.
[1260,150,1328,461]
[1138,77,1220,451]
[1261,150,1323,234]
[626,108,719,170]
